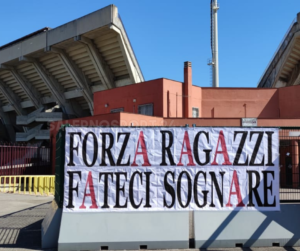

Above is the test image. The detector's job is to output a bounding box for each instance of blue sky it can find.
[0,1,299,88]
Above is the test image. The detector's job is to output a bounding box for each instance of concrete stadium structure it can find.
[258,13,300,88]
[0,5,143,142]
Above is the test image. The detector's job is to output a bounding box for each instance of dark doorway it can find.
[286,156,293,187]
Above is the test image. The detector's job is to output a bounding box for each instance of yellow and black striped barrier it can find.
[0,175,55,196]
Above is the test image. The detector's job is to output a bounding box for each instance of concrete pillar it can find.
[292,140,299,188]
[184,61,192,118]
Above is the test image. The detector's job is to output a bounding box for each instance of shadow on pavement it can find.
[0,201,51,249]
[199,248,300,251]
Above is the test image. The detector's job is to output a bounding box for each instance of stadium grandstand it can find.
[258,13,300,88]
[0,5,144,143]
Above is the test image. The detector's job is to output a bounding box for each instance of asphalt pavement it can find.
[0,193,53,250]
[0,192,300,251]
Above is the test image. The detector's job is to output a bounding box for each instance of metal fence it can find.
[279,128,300,202]
[0,144,51,176]
[0,175,55,196]
[1,129,300,202]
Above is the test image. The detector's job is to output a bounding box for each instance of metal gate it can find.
[0,144,51,176]
[279,128,300,202]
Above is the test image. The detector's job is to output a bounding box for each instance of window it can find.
[192,107,199,118]
[138,104,153,116]
[110,108,124,113]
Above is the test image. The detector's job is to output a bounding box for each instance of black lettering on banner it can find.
[129,171,143,209]
[266,132,275,166]
[193,131,212,166]
[67,132,82,166]
[99,172,114,208]
[209,172,225,207]
[249,132,264,166]
[116,133,131,166]
[160,130,176,166]
[82,132,98,167]
[247,170,263,207]
[233,131,248,166]
[177,171,192,208]
[262,171,276,207]
[163,171,175,208]
[114,172,128,208]
[66,171,82,208]
[100,133,115,166]
[144,172,152,208]
[194,171,208,208]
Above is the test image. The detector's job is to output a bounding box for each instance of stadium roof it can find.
[0,5,144,117]
[257,13,300,88]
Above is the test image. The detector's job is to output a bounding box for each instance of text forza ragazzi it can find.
[64,128,279,211]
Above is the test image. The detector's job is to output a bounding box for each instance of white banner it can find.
[63,127,280,212]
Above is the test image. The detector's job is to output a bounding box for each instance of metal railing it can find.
[0,175,55,196]
[0,144,51,176]
[279,128,300,202]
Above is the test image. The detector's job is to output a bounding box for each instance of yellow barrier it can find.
[0,175,55,196]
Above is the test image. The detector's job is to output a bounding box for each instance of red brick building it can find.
[51,62,300,189]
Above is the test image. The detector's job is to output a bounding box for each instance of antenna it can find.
[208,0,220,87]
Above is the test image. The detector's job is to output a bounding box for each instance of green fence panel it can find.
[54,125,68,207]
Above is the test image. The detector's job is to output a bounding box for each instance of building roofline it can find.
[0,27,50,50]
[198,86,277,90]
[257,13,300,88]
[0,4,144,84]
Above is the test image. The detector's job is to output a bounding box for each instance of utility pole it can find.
[208,0,220,87]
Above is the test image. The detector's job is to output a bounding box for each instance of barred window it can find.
[192,107,199,118]
[138,104,153,116]
[110,108,124,113]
